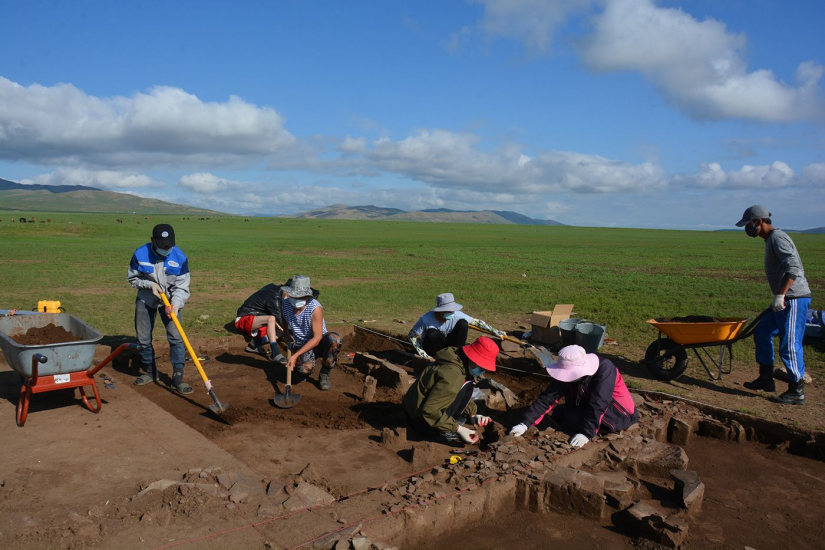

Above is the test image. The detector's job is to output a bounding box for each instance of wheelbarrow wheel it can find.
[644,338,688,381]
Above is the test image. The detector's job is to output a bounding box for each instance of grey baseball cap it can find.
[735,205,771,227]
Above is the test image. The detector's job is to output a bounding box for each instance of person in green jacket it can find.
[403,336,499,444]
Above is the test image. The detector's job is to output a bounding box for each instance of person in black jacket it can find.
[234,283,287,364]
[509,345,638,447]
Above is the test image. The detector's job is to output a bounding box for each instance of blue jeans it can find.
[135,298,185,374]
[754,298,810,382]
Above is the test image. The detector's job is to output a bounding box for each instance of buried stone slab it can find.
[283,481,335,511]
[667,416,697,446]
[353,353,412,390]
[516,466,607,519]
[623,500,689,549]
[621,440,688,477]
[670,470,704,516]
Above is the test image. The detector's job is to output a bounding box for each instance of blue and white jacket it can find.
[126,243,191,309]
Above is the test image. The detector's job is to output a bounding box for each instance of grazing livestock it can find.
[19,218,27,223]
[116,219,123,224]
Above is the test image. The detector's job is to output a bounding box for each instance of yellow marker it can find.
[449,455,464,465]
[37,300,62,313]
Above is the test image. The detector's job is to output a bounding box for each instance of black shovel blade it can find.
[273,385,301,409]
[207,388,231,416]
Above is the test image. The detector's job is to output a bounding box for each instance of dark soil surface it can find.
[2,322,825,549]
[12,323,84,345]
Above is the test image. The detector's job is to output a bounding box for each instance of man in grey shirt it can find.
[736,205,811,405]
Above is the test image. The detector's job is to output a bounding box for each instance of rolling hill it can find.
[0,178,225,215]
[284,204,564,226]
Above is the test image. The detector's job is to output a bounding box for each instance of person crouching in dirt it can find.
[126,223,193,394]
[234,283,288,365]
[282,275,341,391]
[509,345,637,447]
[408,293,505,360]
[403,337,500,445]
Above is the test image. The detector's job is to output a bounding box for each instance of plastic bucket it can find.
[575,322,606,353]
[559,318,583,346]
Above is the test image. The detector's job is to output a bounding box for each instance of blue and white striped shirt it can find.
[283,299,327,346]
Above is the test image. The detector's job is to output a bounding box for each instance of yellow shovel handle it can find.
[469,324,526,345]
[160,293,211,389]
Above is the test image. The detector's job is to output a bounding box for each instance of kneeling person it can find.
[403,337,499,444]
[510,345,637,447]
[283,275,341,391]
[234,283,287,364]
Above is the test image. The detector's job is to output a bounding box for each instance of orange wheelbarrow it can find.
[0,312,141,427]
[641,310,768,381]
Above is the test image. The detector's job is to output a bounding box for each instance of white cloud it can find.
[472,0,595,53]
[675,161,795,189]
[578,0,825,123]
[800,163,825,186]
[29,167,164,189]
[365,130,667,194]
[0,77,296,167]
[338,136,367,155]
[177,173,243,194]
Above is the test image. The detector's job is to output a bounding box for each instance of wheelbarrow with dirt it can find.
[0,312,141,427]
[641,310,768,382]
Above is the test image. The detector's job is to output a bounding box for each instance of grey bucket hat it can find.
[433,293,463,313]
[283,275,313,298]
[735,205,771,227]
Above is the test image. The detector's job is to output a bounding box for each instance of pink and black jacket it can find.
[521,358,638,439]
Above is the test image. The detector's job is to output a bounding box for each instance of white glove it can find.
[509,423,528,437]
[570,434,589,448]
[771,294,785,312]
[456,425,479,444]
[150,283,163,299]
[472,415,492,427]
[494,329,506,337]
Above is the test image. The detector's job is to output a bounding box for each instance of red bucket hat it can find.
[462,336,498,372]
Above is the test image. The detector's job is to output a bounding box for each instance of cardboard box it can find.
[529,304,574,345]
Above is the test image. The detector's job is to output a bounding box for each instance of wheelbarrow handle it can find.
[29,353,47,384]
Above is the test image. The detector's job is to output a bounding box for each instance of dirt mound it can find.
[220,405,368,430]
[13,323,83,345]
[347,326,408,353]
[657,316,721,323]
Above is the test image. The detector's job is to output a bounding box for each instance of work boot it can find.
[771,380,805,405]
[171,369,194,395]
[268,352,287,365]
[743,364,776,392]
[318,368,332,391]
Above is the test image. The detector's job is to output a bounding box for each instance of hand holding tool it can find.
[456,425,478,444]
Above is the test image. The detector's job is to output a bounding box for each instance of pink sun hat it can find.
[546,345,599,382]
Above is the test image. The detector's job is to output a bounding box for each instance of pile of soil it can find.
[658,315,721,323]
[13,323,83,345]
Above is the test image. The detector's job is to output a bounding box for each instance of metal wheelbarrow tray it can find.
[642,310,768,382]
[0,313,138,427]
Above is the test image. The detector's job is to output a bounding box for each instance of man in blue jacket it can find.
[126,224,193,394]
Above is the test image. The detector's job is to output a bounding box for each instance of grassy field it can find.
[1,210,823,369]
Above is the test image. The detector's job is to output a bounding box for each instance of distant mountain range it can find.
[0,178,224,215]
[283,204,565,226]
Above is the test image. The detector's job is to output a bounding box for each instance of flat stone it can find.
[283,481,334,511]
[267,480,285,497]
[624,440,688,476]
[667,416,694,446]
[698,419,732,441]
[670,470,704,515]
[351,536,372,550]
[135,479,178,498]
[353,353,412,389]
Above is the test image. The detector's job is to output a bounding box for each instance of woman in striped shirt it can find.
[282,275,342,391]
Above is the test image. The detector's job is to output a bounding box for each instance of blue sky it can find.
[1,0,824,229]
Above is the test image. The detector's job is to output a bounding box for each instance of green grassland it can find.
[1,210,823,368]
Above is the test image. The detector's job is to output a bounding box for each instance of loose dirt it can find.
[12,323,84,345]
[2,324,825,549]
